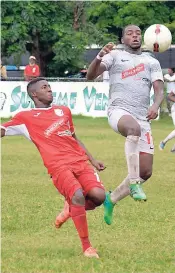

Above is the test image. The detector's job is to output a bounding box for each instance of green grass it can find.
[1,115,175,273]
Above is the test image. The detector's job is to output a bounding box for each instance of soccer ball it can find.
[144,24,172,53]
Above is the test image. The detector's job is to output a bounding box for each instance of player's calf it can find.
[70,189,99,257]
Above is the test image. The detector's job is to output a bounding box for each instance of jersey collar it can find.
[32,106,52,110]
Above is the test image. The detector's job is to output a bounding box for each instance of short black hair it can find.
[122,24,140,37]
[27,77,46,99]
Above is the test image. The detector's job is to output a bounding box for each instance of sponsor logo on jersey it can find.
[54,109,64,116]
[44,119,64,137]
[142,78,149,83]
[122,63,145,79]
[57,130,72,136]
[121,59,129,62]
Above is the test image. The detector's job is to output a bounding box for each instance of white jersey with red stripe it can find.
[101,50,164,121]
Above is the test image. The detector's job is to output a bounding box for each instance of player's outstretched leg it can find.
[159,129,175,151]
[103,153,152,225]
[70,189,99,258]
[117,116,147,201]
[55,200,70,229]
[103,176,131,225]
[125,135,146,201]
[55,197,101,229]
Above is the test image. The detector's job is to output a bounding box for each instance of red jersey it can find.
[1,106,88,174]
[24,64,40,79]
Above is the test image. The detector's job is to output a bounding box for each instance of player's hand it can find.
[147,104,159,121]
[98,42,115,58]
[91,159,106,172]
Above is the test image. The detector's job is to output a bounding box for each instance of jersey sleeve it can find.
[150,59,164,83]
[101,52,114,71]
[1,113,31,140]
[66,107,75,135]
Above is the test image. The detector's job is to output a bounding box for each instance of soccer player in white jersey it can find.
[87,25,164,225]
[159,70,175,152]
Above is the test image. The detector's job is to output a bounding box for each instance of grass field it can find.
[1,115,175,273]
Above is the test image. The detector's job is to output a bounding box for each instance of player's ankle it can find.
[82,238,91,252]
[109,193,116,204]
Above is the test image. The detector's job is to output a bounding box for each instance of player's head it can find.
[121,25,142,50]
[168,68,175,75]
[27,77,53,106]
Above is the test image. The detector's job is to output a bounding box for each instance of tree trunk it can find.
[31,32,46,76]
[73,2,84,30]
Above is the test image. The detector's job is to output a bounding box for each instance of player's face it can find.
[35,80,53,104]
[122,25,142,49]
[168,68,173,75]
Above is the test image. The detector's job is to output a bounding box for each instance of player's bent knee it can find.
[71,189,85,206]
[87,188,105,206]
[140,169,152,181]
[127,126,141,137]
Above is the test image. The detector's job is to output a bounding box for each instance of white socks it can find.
[111,175,130,203]
[125,135,140,184]
[163,129,175,144]
[111,176,145,204]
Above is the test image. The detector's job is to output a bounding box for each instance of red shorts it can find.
[52,161,104,203]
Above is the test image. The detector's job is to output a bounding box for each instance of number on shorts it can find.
[94,172,100,182]
[145,131,153,147]
[145,132,151,144]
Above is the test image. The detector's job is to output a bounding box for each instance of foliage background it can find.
[1,1,175,76]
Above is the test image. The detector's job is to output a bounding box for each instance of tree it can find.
[2,1,175,76]
[88,1,175,43]
[1,1,106,76]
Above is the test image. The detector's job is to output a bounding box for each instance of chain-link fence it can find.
[0,77,102,82]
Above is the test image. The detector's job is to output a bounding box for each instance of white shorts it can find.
[171,104,175,126]
[108,108,154,154]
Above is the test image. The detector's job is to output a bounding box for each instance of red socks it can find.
[70,205,91,252]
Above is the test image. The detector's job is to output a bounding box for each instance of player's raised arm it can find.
[86,42,115,80]
[72,133,106,172]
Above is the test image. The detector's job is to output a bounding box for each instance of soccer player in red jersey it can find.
[1,77,106,258]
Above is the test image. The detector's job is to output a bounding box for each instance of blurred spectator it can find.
[0,59,7,80]
[80,69,87,78]
[164,68,175,115]
[24,56,40,81]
